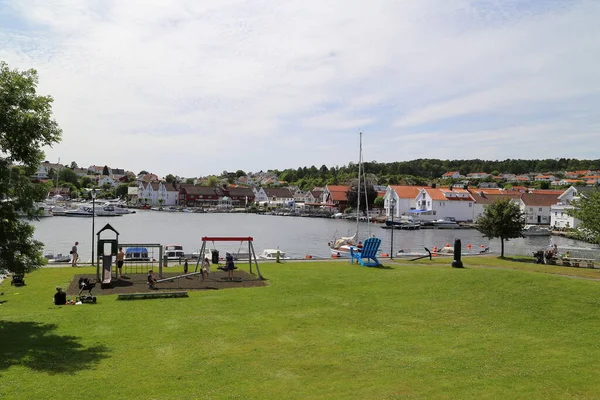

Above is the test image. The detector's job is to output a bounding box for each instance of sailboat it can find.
[329,132,372,258]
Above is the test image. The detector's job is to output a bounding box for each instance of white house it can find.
[519,193,559,225]
[252,187,269,203]
[412,188,475,222]
[466,172,489,179]
[550,186,596,228]
[442,171,462,179]
[33,161,64,179]
[534,174,556,182]
[97,175,118,188]
[383,185,423,217]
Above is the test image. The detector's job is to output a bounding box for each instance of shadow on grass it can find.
[0,321,110,374]
[498,256,536,264]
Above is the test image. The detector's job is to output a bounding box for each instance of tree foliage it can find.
[165,174,176,183]
[0,62,62,273]
[58,168,79,187]
[566,190,600,244]
[476,198,526,257]
[346,181,378,214]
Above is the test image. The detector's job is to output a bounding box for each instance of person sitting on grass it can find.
[147,270,157,289]
[53,286,67,305]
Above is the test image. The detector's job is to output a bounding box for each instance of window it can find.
[469,203,472,207]
[530,208,533,211]
[539,208,542,212]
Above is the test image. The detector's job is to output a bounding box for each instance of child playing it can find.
[147,270,157,289]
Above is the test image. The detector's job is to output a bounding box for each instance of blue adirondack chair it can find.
[350,237,382,267]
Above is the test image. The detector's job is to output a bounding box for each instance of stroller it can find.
[11,273,25,286]
[77,278,97,304]
[533,250,545,264]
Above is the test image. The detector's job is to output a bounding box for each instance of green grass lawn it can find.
[1,259,600,399]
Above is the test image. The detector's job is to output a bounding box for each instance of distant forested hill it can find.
[270,158,600,190]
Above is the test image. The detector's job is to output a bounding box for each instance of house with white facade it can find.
[534,174,557,182]
[466,172,489,179]
[33,161,65,179]
[98,175,118,188]
[383,185,424,217]
[412,188,475,222]
[518,193,560,225]
[137,182,179,206]
[550,186,597,228]
[442,171,462,179]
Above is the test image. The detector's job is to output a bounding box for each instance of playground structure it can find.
[196,237,262,279]
[96,224,119,287]
[154,236,263,286]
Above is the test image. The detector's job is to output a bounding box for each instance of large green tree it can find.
[58,167,79,187]
[566,190,600,244]
[476,198,526,257]
[0,62,62,274]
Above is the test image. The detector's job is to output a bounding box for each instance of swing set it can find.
[195,237,263,280]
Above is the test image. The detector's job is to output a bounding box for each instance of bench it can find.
[117,291,189,300]
[561,258,595,268]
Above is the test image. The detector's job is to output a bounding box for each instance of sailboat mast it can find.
[356,132,362,237]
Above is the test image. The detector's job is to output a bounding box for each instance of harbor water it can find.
[31,210,600,261]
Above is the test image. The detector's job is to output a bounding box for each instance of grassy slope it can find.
[1,260,600,400]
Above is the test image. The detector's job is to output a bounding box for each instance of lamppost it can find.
[91,188,97,266]
[390,197,396,260]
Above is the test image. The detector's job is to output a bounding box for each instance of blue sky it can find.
[1,0,598,177]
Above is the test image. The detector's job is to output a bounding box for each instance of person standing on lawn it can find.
[116,247,125,278]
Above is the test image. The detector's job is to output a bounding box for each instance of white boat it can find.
[44,252,71,263]
[65,206,94,217]
[151,206,179,212]
[329,132,377,258]
[103,202,133,214]
[35,203,54,217]
[522,225,552,236]
[96,205,122,217]
[164,244,185,260]
[431,217,460,229]
[50,205,69,216]
[259,249,291,260]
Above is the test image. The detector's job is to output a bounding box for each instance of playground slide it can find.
[101,255,112,284]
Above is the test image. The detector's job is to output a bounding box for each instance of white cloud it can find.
[1,0,599,177]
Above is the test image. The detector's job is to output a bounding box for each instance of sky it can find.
[1,0,599,178]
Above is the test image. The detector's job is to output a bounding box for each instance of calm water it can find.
[31,211,600,260]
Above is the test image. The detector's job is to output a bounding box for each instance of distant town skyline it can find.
[2,0,599,177]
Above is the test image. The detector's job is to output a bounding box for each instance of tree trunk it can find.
[500,237,505,258]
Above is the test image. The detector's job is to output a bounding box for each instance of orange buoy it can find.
[332,254,340,258]
[305,254,312,259]
[467,244,472,249]
[481,244,485,248]
[382,253,389,257]
[433,246,438,253]
[446,243,450,247]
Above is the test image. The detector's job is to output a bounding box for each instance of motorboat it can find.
[96,205,122,217]
[65,206,94,217]
[431,217,460,229]
[50,205,69,216]
[522,225,552,236]
[35,203,54,217]
[103,202,134,214]
[382,220,420,230]
[259,249,291,260]
[151,206,179,212]
[125,247,150,261]
[164,244,185,260]
[44,251,71,263]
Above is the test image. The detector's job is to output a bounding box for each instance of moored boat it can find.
[259,249,291,260]
[522,225,552,236]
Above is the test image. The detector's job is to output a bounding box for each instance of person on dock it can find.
[71,241,79,267]
[116,247,125,278]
